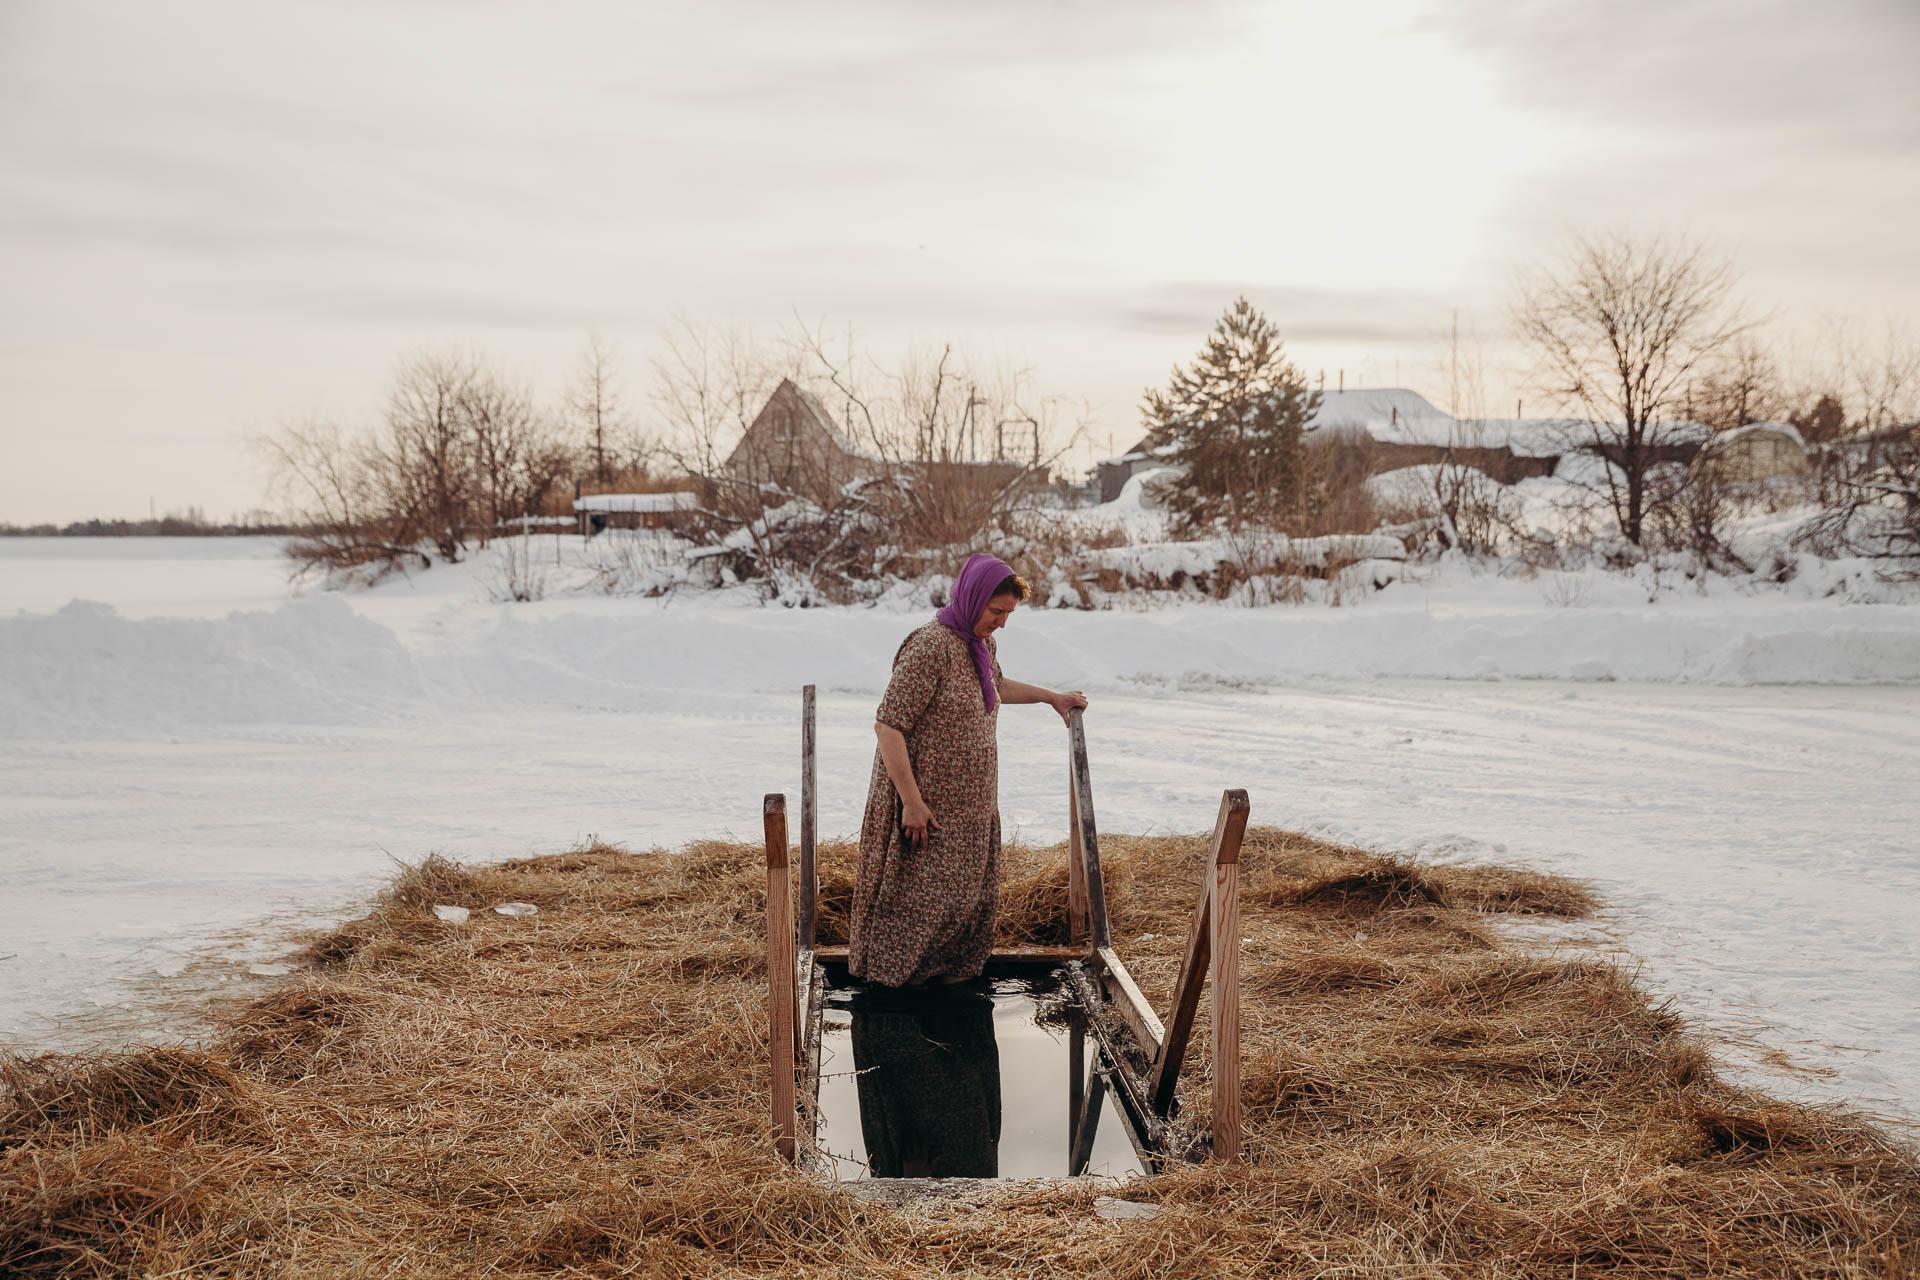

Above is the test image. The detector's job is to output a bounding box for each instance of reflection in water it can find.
[850,984,1002,1178]
[815,971,1145,1181]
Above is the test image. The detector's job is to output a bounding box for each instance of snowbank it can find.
[0,597,422,736]
[7,581,1918,740]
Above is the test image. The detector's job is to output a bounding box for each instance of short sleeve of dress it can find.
[987,638,1003,699]
[876,627,944,735]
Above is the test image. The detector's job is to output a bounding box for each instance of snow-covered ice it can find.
[1,536,1917,1130]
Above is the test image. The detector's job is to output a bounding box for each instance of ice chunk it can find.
[248,962,294,977]
[492,902,538,917]
[431,904,470,925]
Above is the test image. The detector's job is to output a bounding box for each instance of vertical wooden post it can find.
[799,685,818,950]
[1066,755,1089,945]
[1068,1065,1108,1177]
[1068,1017,1086,1167]
[1148,790,1248,1120]
[764,794,796,1163]
[1066,709,1111,950]
[1209,795,1244,1162]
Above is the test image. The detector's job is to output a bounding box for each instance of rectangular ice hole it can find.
[813,968,1146,1181]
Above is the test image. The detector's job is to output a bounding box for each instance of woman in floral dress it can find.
[848,553,1088,987]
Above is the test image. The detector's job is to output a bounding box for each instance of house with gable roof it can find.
[723,377,1039,505]
[721,377,877,501]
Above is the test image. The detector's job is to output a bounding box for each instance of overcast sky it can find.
[3,0,1916,523]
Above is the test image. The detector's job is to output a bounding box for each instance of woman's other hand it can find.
[902,798,941,850]
[1049,690,1089,724]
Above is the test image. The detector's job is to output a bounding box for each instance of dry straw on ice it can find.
[4,831,1917,1277]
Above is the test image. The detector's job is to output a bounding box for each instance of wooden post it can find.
[1209,793,1245,1162]
[1068,1018,1085,1168]
[1066,709,1111,950]
[1069,1064,1108,1177]
[799,685,818,950]
[764,794,796,1162]
[1066,755,1089,945]
[1148,790,1249,1121]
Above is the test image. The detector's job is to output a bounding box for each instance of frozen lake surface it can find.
[2,537,1917,1131]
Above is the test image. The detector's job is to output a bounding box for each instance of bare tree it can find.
[461,367,570,531]
[1420,312,1521,554]
[1844,322,1920,435]
[262,351,577,580]
[1515,232,1748,545]
[1690,338,1787,432]
[379,352,480,560]
[568,333,634,486]
[650,316,788,487]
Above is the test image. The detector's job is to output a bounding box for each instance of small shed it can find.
[574,491,698,536]
[1703,423,1807,483]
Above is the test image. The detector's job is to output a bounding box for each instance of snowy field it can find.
[2,536,1918,1131]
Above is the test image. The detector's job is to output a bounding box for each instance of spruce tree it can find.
[1141,297,1322,533]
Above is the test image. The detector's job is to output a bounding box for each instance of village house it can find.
[1095,389,1575,502]
[722,378,875,501]
[723,377,1038,503]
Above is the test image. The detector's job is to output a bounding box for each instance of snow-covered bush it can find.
[1793,428,1920,581]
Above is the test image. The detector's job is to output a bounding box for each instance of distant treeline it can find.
[0,514,309,537]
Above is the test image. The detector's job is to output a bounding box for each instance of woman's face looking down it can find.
[973,592,1019,639]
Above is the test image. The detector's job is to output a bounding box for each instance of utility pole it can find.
[1450,310,1460,417]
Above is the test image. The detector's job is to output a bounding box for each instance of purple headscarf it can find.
[936,552,1015,713]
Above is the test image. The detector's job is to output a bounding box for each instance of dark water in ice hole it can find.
[815,969,1146,1181]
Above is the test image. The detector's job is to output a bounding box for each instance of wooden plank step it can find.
[811,944,1088,966]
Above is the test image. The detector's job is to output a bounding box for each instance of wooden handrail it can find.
[1065,708,1112,951]
[1145,789,1249,1158]
[798,685,818,950]
[764,793,796,1162]
[1066,760,1090,945]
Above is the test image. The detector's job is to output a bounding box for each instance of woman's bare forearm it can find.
[873,722,924,807]
[997,677,1058,705]
[998,677,1089,723]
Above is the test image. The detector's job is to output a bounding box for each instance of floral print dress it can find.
[848,622,1003,987]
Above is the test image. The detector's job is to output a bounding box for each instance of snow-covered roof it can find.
[573,491,698,514]
[1105,389,1714,460]
[1307,390,1588,455]
[1446,418,1585,458]
[1307,388,1452,439]
[1713,421,1806,450]
[1098,438,1175,467]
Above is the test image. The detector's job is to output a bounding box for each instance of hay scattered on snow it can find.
[2,829,1914,1278]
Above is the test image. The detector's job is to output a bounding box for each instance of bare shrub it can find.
[488,529,550,603]
[261,353,572,582]
[1539,572,1591,608]
[259,419,431,584]
[1795,425,1920,579]
[577,528,689,598]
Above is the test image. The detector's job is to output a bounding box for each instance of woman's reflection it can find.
[851,984,1001,1178]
